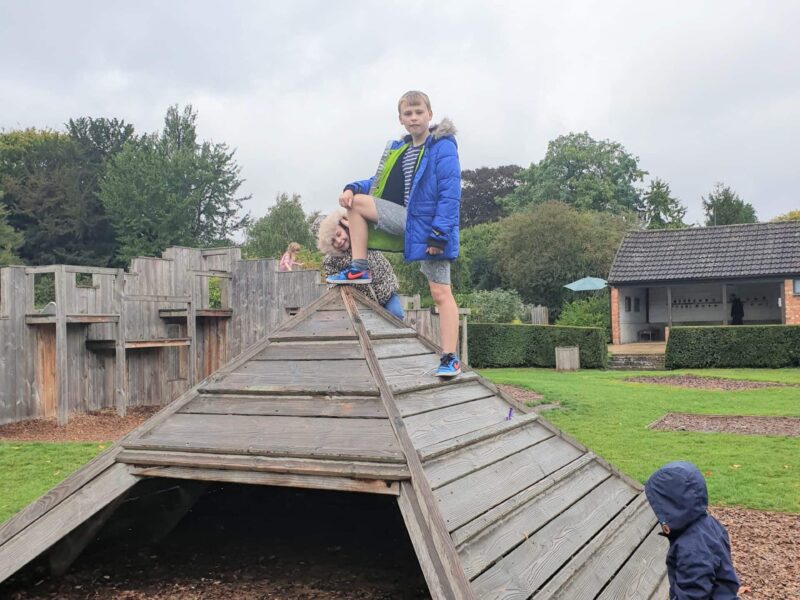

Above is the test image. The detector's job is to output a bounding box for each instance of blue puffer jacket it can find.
[645,462,740,600]
[346,119,461,261]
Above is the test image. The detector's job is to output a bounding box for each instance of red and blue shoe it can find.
[435,353,461,378]
[326,266,372,285]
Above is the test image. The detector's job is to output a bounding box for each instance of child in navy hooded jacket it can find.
[645,461,740,600]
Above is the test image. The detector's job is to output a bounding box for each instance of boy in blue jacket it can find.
[645,461,740,600]
[327,90,462,377]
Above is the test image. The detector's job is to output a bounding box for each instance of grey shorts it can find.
[373,197,451,285]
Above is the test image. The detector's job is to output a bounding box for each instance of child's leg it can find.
[346,194,378,261]
[429,281,459,354]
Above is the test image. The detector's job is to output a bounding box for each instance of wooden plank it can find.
[405,396,510,450]
[471,478,637,599]
[0,463,138,585]
[126,413,405,463]
[66,314,120,324]
[359,308,418,336]
[457,459,608,578]
[202,359,379,396]
[379,353,443,391]
[419,413,541,462]
[270,309,355,340]
[55,266,69,425]
[180,394,388,418]
[424,421,553,489]
[341,288,475,599]
[114,269,127,417]
[254,341,363,361]
[36,325,57,418]
[436,436,585,531]
[396,380,496,418]
[127,338,191,349]
[397,482,454,600]
[533,494,657,599]
[118,449,411,480]
[132,465,400,496]
[597,525,669,600]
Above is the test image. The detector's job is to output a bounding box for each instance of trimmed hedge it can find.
[468,323,608,368]
[665,325,800,369]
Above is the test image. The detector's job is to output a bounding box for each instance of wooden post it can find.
[666,287,673,328]
[114,269,127,417]
[187,283,197,387]
[459,312,469,366]
[55,266,69,425]
[721,283,728,325]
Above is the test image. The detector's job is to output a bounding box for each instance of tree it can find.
[460,165,521,227]
[555,292,611,341]
[242,193,315,259]
[772,210,800,222]
[504,132,646,214]
[702,183,757,226]
[459,221,502,291]
[638,178,687,229]
[0,202,22,266]
[99,105,250,263]
[491,201,632,315]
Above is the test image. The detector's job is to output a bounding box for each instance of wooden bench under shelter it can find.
[0,287,667,599]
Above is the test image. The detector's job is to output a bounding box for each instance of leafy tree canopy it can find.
[459,220,502,292]
[701,183,757,226]
[0,201,23,266]
[99,105,250,263]
[638,178,687,229]
[555,292,611,342]
[491,201,633,315]
[242,193,315,259]
[460,165,521,228]
[771,210,800,222]
[503,132,646,214]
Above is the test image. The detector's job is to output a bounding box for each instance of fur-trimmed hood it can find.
[402,118,457,144]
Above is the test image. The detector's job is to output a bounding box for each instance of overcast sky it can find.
[2,0,798,228]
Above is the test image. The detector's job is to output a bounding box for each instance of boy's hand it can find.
[426,246,443,255]
[339,189,354,208]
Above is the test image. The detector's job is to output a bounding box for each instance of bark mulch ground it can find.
[495,383,560,412]
[0,407,160,442]
[651,412,800,437]
[625,374,789,391]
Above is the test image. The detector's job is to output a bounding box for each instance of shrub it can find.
[556,292,611,341]
[458,289,524,323]
[468,323,607,368]
[666,325,800,369]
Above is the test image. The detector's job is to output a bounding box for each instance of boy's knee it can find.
[429,282,454,304]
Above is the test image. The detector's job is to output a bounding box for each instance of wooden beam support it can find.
[55,265,69,426]
[114,269,127,417]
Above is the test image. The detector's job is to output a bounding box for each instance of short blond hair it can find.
[316,208,348,256]
[285,242,301,254]
[398,90,431,113]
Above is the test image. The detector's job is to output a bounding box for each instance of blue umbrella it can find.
[564,276,607,291]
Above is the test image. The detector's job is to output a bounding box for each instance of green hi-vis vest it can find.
[365,142,424,252]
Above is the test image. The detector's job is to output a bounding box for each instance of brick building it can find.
[607,222,800,345]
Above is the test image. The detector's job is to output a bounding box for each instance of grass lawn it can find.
[481,368,800,514]
[0,442,108,523]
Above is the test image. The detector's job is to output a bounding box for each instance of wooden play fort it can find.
[0,286,667,598]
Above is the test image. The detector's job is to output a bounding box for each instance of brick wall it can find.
[785,279,800,325]
[611,287,620,344]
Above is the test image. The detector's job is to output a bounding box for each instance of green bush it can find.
[666,325,800,369]
[556,292,611,341]
[457,289,524,323]
[468,323,607,368]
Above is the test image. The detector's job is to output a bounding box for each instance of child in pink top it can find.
[279,242,303,272]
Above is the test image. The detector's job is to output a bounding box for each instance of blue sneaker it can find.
[326,266,372,284]
[435,354,461,378]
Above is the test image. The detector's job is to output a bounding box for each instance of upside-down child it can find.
[326,90,462,377]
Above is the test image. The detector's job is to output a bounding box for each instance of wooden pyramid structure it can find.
[0,287,668,599]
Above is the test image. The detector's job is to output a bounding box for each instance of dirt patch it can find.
[650,413,800,436]
[496,384,559,411]
[0,407,161,442]
[625,375,787,391]
[711,506,800,600]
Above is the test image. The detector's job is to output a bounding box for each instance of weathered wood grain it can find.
[405,396,510,450]
[359,309,418,337]
[435,436,585,531]
[424,421,553,489]
[117,449,411,480]
[0,463,138,585]
[470,477,637,599]
[395,380,495,418]
[132,465,400,496]
[254,341,363,361]
[180,394,387,418]
[126,413,404,462]
[379,354,442,391]
[596,525,669,600]
[532,494,656,599]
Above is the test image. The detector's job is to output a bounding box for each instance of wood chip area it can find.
[0,407,160,442]
[650,413,800,437]
[624,375,788,390]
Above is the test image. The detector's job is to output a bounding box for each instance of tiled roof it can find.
[608,222,800,284]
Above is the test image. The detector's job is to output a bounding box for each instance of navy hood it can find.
[645,461,708,532]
